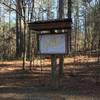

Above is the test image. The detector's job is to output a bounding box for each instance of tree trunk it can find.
[16,0,23,58]
[16,0,20,58]
[58,0,64,77]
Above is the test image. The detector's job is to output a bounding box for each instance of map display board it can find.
[38,34,67,54]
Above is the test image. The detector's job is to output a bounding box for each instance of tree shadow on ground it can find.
[0,59,100,100]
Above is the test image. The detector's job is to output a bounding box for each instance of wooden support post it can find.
[51,55,57,80]
[50,30,57,81]
[59,55,64,77]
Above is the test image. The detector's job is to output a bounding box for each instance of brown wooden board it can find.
[28,18,72,31]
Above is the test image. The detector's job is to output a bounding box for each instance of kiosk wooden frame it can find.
[28,18,72,80]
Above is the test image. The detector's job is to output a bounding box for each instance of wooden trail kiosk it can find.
[28,18,72,81]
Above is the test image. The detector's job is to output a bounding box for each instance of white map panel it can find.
[39,34,66,54]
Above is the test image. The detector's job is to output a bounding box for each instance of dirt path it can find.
[0,57,99,100]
